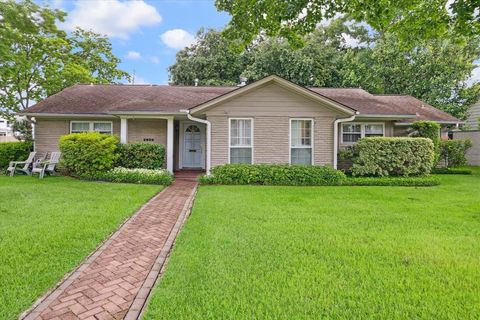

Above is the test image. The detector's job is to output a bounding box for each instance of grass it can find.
[144,167,480,319]
[0,176,160,319]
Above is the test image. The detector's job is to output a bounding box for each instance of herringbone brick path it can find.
[21,177,197,320]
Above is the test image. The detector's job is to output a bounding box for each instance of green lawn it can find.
[0,176,160,319]
[144,168,480,319]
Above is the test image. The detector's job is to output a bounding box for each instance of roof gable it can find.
[188,75,356,116]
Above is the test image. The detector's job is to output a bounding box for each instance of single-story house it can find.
[453,100,480,165]
[22,75,461,173]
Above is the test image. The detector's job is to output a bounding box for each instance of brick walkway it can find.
[21,175,198,320]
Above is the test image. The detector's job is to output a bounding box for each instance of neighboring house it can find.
[466,100,480,130]
[21,75,461,173]
[0,117,17,142]
[453,100,480,165]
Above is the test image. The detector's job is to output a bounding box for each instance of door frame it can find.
[179,120,206,169]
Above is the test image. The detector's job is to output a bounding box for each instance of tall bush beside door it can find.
[115,143,166,169]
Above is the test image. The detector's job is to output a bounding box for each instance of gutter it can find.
[180,109,211,175]
[333,112,358,170]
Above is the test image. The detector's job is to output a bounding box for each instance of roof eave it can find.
[107,111,185,116]
[21,112,115,118]
[395,120,464,125]
[355,114,417,120]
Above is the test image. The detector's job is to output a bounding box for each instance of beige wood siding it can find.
[204,83,343,117]
[466,101,480,130]
[209,116,229,167]
[205,83,347,167]
[126,119,167,145]
[35,118,120,156]
[34,120,69,156]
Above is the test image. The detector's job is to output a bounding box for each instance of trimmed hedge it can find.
[345,176,440,187]
[116,143,166,169]
[0,141,33,169]
[84,167,173,185]
[439,139,472,168]
[352,137,434,177]
[59,132,118,176]
[199,164,347,186]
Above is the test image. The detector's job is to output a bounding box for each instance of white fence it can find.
[453,131,480,166]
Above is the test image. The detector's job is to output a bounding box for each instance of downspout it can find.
[29,116,36,152]
[181,109,211,175]
[333,112,358,169]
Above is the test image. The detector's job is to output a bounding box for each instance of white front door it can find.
[182,123,204,168]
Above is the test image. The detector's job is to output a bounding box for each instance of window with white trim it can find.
[70,121,112,134]
[290,119,313,165]
[342,123,384,143]
[364,124,384,137]
[229,118,253,164]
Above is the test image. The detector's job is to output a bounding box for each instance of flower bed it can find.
[85,167,173,185]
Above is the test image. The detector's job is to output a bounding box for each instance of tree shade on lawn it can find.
[0,176,160,319]
[144,168,480,319]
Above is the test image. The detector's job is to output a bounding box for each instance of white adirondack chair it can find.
[6,152,36,176]
[32,152,61,179]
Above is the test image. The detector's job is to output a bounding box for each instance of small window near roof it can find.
[71,122,90,133]
[342,123,362,143]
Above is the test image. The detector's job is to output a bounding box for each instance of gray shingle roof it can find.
[24,83,460,123]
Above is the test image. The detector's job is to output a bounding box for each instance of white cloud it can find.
[132,75,149,85]
[125,51,142,60]
[160,29,195,50]
[149,56,160,64]
[63,0,161,39]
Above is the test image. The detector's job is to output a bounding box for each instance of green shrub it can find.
[84,167,173,185]
[199,164,347,186]
[439,139,472,168]
[344,176,440,187]
[410,121,441,164]
[59,132,118,176]
[0,141,33,169]
[352,137,434,177]
[116,143,165,169]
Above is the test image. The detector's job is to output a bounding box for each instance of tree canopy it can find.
[215,0,480,48]
[169,20,479,119]
[0,0,129,118]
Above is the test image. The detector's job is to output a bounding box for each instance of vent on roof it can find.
[194,78,199,87]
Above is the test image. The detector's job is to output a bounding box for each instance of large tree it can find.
[0,0,129,118]
[341,32,480,119]
[169,28,245,86]
[169,20,479,119]
[215,0,480,48]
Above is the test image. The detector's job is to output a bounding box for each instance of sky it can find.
[46,0,231,85]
